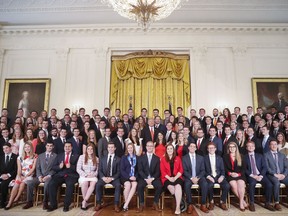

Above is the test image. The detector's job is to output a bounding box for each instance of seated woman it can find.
[160,144,183,215]
[155,131,166,158]
[223,142,247,211]
[120,143,138,211]
[5,142,37,210]
[76,144,98,210]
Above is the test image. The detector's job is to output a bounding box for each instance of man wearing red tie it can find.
[47,142,79,212]
[195,128,209,156]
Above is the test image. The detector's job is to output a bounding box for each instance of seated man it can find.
[23,142,57,210]
[137,141,162,212]
[245,141,274,211]
[0,143,17,208]
[47,142,79,212]
[95,142,121,212]
[204,142,230,211]
[264,140,288,211]
[182,142,209,214]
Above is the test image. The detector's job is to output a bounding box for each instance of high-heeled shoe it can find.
[240,208,245,212]
[174,210,181,215]
[4,205,12,210]
[123,207,128,212]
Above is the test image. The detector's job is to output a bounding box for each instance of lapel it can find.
[112,156,117,173]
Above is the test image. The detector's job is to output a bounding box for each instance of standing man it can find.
[98,127,111,161]
[67,128,83,155]
[112,127,126,158]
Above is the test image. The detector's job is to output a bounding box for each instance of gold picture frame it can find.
[2,79,51,118]
[252,78,288,112]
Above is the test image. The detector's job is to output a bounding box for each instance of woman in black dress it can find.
[223,141,247,211]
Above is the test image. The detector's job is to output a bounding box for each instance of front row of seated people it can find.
[0,139,288,215]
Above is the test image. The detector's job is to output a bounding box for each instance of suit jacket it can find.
[98,154,121,179]
[137,153,160,180]
[101,116,110,127]
[141,126,159,152]
[0,137,9,156]
[204,154,225,178]
[261,136,273,154]
[53,137,66,155]
[120,155,139,180]
[155,124,166,134]
[269,128,284,138]
[36,152,57,177]
[160,156,183,184]
[195,138,209,156]
[264,151,288,176]
[182,153,205,180]
[223,154,246,180]
[98,136,109,161]
[209,136,223,156]
[112,136,126,158]
[222,135,238,153]
[198,116,206,128]
[0,153,17,179]
[245,136,262,154]
[52,152,79,178]
[245,153,267,177]
[67,137,84,155]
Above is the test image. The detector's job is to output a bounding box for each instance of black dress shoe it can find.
[63,207,69,212]
[4,206,11,210]
[47,206,57,212]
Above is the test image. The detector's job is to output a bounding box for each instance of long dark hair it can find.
[155,131,166,147]
[164,144,176,162]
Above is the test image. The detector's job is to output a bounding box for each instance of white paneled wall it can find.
[0,24,288,117]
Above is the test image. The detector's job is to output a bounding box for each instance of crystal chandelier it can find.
[102,0,182,31]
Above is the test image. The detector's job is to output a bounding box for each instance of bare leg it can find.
[174,184,182,214]
[81,181,89,207]
[84,181,97,203]
[6,184,20,207]
[124,182,137,209]
[237,180,246,208]
[123,181,131,206]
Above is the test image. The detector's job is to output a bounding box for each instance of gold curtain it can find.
[110,51,191,117]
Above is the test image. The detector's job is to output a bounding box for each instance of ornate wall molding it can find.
[1,23,288,36]
[232,45,247,57]
[94,47,108,59]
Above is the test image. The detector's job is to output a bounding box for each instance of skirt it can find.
[78,177,98,186]
[163,178,184,191]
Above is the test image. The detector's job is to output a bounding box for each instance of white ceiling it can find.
[0,0,288,26]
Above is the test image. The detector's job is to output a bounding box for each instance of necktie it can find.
[224,137,228,145]
[218,131,222,138]
[65,153,69,164]
[250,154,257,175]
[274,153,281,174]
[45,154,49,165]
[101,129,104,137]
[148,154,152,167]
[5,155,9,166]
[192,155,196,177]
[76,138,79,146]
[165,131,170,141]
[107,155,112,177]
[274,130,277,137]
[63,138,66,144]
[120,138,124,149]
[197,139,201,149]
[213,118,217,126]
[150,128,154,142]
[262,137,267,148]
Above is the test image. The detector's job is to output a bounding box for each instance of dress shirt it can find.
[209,154,217,177]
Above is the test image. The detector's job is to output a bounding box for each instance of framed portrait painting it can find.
[2,79,51,119]
[252,78,288,112]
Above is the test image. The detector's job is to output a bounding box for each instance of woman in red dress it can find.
[154,132,166,158]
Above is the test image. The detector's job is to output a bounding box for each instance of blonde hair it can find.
[125,143,136,155]
[227,141,242,166]
[21,141,34,159]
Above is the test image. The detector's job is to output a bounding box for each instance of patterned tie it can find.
[250,154,257,175]
[107,155,112,177]
[274,153,281,174]
[150,128,154,142]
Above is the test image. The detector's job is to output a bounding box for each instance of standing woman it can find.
[126,128,142,156]
[32,129,47,155]
[223,108,231,125]
[223,142,247,211]
[109,116,117,133]
[5,142,37,210]
[80,121,90,144]
[160,144,183,215]
[84,129,97,156]
[137,116,146,132]
[168,131,178,148]
[9,128,23,155]
[175,132,188,159]
[236,129,246,155]
[76,144,98,210]
[155,132,166,158]
[19,128,34,156]
[120,143,138,211]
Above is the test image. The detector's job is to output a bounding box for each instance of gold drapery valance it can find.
[110,50,191,118]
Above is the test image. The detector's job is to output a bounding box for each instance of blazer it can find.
[160,156,183,185]
[155,124,167,134]
[141,126,159,151]
[53,137,66,154]
[209,136,223,156]
[245,136,262,154]
[112,136,126,158]
[67,137,84,155]
[137,153,160,180]
[98,154,121,180]
[120,155,139,180]
[264,151,288,176]
[195,138,209,156]
[245,153,267,177]
[52,152,79,178]
[0,153,17,178]
[204,154,225,178]
[223,154,246,180]
[98,136,109,161]
[76,155,98,178]
[223,135,238,153]
[36,151,57,178]
[261,136,274,154]
[182,153,205,180]
[0,137,9,156]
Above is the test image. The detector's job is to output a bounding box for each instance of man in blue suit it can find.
[245,141,274,211]
[182,142,209,214]
[261,125,274,154]
[264,140,288,211]
[67,128,83,155]
[204,142,229,211]
[208,127,223,156]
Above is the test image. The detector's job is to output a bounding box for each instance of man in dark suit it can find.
[62,114,71,131]
[195,128,209,156]
[122,114,132,139]
[154,116,166,134]
[264,140,288,211]
[245,141,274,211]
[261,125,274,154]
[270,119,284,138]
[141,118,159,153]
[216,121,225,140]
[53,128,67,154]
[247,106,255,127]
[208,127,223,156]
[47,142,79,212]
[98,127,111,161]
[112,127,125,158]
[0,143,17,208]
[95,119,106,142]
[67,128,83,155]
[205,142,229,211]
[24,142,57,210]
[136,141,162,212]
[0,128,10,156]
[246,127,262,154]
[175,107,190,125]
[164,122,173,142]
[222,126,238,151]
[101,107,110,127]
[95,142,121,212]
[234,106,243,124]
[198,108,206,128]
[203,116,213,138]
[182,142,209,214]
[89,114,101,134]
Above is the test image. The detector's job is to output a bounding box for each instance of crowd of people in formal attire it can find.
[0,103,288,215]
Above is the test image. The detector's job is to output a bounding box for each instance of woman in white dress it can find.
[125,128,142,156]
[76,144,98,210]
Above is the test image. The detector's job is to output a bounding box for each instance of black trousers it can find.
[137,178,162,205]
[0,178,13,206]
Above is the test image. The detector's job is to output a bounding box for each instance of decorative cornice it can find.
[1,23,288,36]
